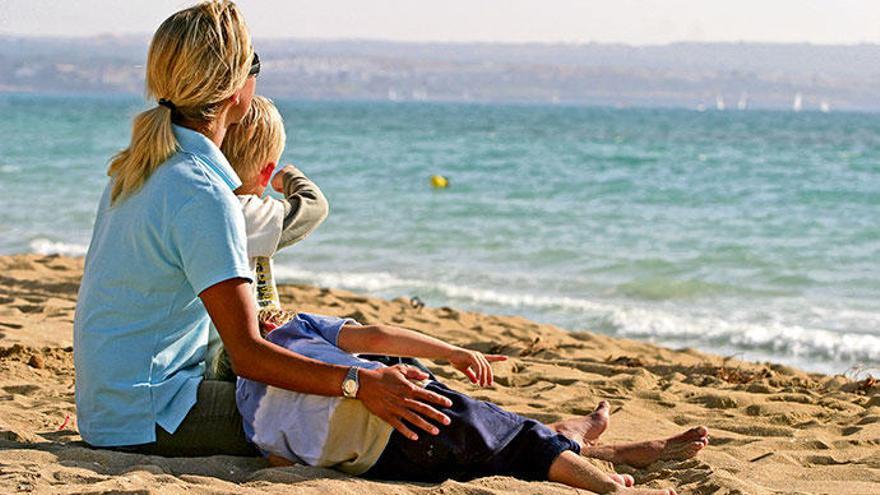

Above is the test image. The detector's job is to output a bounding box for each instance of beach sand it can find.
[0,253,878,494]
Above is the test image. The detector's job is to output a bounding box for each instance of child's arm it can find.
[337,324,507,387]
[271,165,329,249]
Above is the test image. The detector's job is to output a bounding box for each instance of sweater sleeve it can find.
[277,167,329,250]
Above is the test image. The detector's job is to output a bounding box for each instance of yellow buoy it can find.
[430,175,449,189]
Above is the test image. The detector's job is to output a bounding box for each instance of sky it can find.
[1,0,879,45]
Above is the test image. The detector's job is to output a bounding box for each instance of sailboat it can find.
[715,95,726,111]
[792,93,803,113]
[737,92,749,111]
[820,100,831,113]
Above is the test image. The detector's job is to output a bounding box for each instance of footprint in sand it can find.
[806,454,851,466]
[856,415,880,426]
[841,426,862,436]
[14,304,44,314]
[3,385,41,396]
[437,307,461,320]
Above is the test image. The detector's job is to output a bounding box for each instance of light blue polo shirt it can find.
[74,125,252,447]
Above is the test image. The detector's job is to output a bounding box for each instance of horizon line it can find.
[2,32,880,49]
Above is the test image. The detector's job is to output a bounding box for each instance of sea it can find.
[1,93,878,375]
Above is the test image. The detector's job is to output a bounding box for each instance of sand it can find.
[0,253,878,494]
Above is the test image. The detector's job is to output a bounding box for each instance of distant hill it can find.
[2,35,880,111]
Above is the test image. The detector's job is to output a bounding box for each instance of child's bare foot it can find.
[547,450,677,495]
[549,400,611,447]
[587,426,709,468]
[609,472,635,487]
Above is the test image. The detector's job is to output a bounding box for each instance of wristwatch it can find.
[342,366,360,399]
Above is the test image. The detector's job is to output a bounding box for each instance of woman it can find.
[73,0,451,457]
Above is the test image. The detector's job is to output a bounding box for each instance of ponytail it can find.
[107,0,252,205]
[108,105,178,204]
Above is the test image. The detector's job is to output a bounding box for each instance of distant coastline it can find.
[3,36,880,111]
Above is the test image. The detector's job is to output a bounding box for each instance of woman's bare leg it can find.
[548,451,677,494]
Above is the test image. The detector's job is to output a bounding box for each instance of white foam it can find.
[274,266,415,293]
[29,238,88,257]
[274,264,612,312]
[607,306,880,364]
[273,263,880,367]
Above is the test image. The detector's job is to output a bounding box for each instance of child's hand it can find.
[271,165,299,193]
[448,348,507,387]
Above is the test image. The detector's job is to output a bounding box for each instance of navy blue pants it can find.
[363,381,580,482]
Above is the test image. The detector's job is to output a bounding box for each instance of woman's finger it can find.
[410,385,453,408]
[398,364,429,381]
[485,354,508,362]
[399,408,440,436]
[404,396,451,425]
[387,416,419,441]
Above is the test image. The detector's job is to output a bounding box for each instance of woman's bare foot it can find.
[586,426,709,468]
[549,400,611,447]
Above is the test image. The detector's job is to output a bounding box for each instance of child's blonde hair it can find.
[107,0,253,204]
[221,96,286,184]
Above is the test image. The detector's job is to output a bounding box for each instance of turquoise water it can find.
[1,93,879,374]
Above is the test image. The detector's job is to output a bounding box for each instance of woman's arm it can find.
[200,278,453,441]
[337,324,507,387]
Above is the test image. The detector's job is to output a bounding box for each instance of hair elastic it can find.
[158,98,177,112]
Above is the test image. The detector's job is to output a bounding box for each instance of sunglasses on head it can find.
[249,51,261,77]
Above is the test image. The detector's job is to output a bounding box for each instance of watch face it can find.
[343,379,357,396]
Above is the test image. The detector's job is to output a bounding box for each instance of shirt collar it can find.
[172,124,242,191]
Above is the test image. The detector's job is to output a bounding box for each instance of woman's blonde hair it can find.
[107,0,253,204]
[221,95,286,184]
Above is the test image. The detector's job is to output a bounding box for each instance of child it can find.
[220,95,329,309]
[223,97,698,494]
[207,95,328,380]
[237,310,685,495]
[213,95,433,377]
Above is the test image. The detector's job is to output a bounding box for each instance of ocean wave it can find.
[606,307,880,365]
[29,238,88,256]
[273,264,611,312]
[614,277,738,300]
[273,264,880,367]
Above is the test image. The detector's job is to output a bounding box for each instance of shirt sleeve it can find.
[239,195,285,258]
[170,189,253,295]
[277,167,329,250]
[298,313,359,346]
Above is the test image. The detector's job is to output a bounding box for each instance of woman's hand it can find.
[448,347,507,387]
[357,364,453,441]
